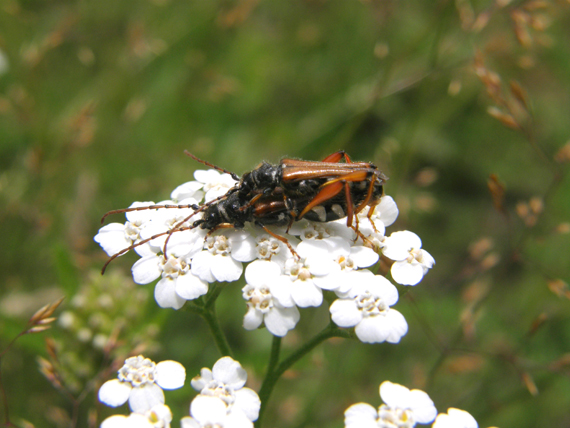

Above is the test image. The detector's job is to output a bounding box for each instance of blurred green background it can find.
[1,0,570,427]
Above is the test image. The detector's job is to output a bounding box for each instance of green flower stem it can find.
[184,285,233,358]
[256,322,351,428]
[201,304,233,358]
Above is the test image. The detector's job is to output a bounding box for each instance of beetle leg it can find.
[367,202,380,233]
[258,224,299,259]
[238,193,264,212]
[298,181,344,219]
[320,170,370,186]
[344,181,354,228]
[321,150,352,163]
[206,222,241,237]
[354,172,380,216]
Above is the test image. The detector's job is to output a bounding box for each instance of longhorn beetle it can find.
[99,151,387,273]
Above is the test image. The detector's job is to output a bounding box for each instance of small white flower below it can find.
[191,356,260,423]
[344,381,436,428]
[99,355,185,413]
[181,395,253,428]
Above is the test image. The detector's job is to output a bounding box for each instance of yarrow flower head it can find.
[242,260,300,337]
[191,356,261,423]
[344,381,437,428]
[329,270,408,344]
[99,355,186,413]
[382,230,435,286]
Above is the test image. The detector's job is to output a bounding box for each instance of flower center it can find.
[335,255,355,271]
[377,405,415,428]
[287,260,312,281]
[243,285,274,313]
[256,235,281,260]
[205,235,231,256]
[301,224,331,240]
[160,256,189,279]
[201,380,236,406]
[118,355,156,387]
[124,221,143,242]
[355,291,387,317]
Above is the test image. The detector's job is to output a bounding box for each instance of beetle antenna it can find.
[101,203,195,224]
[184,150,240,181]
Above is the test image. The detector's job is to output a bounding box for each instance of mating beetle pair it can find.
[100,151,387,272]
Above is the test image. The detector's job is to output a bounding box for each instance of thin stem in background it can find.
[184,287,233,358]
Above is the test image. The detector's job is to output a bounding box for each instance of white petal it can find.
[350,246,379,268]
[98,379,131,407]
[243,306,264,330]
[383,309,408,343]
[433,408,478,428]
[330,299,362,328]
[190,395,226,425]
[125,201,158,223]
[128,383,165,413]
[155,278,186,310]
[132,256,161,284]
[191,368,213,391]
[231,236,258,262]
[323,236,351,255]
[420,249,436,269]
[264,306,300,337]
[344,403,380,428]
[224,409,254,428]
[234,387,261,422]
[171,181,204,201]
[180,416,200,428]
[312,268,342,290]
[94,223,131,257]
[355,316,390,344]
[211,255,243,282]
[375,195,399,226]
[166,230,205,258]
[296,240,329,258]
[290,280,323,308]
[155,360,186,390]
[191,251,215,283]
[194,169,220,184]
[391,261,424,286]
[101,414,154,428]
[212,357,247,388]
[383,230,422,261]
[380,381,412,409]
[408,389,437,423]
[175,274,209,300]
[245,260,281,287]
[370,275,399,306]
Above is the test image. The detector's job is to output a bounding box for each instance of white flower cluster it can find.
[95,169,435,343]
[345,381,480,428]
[99,355,259,428]
[99,355,185,428]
